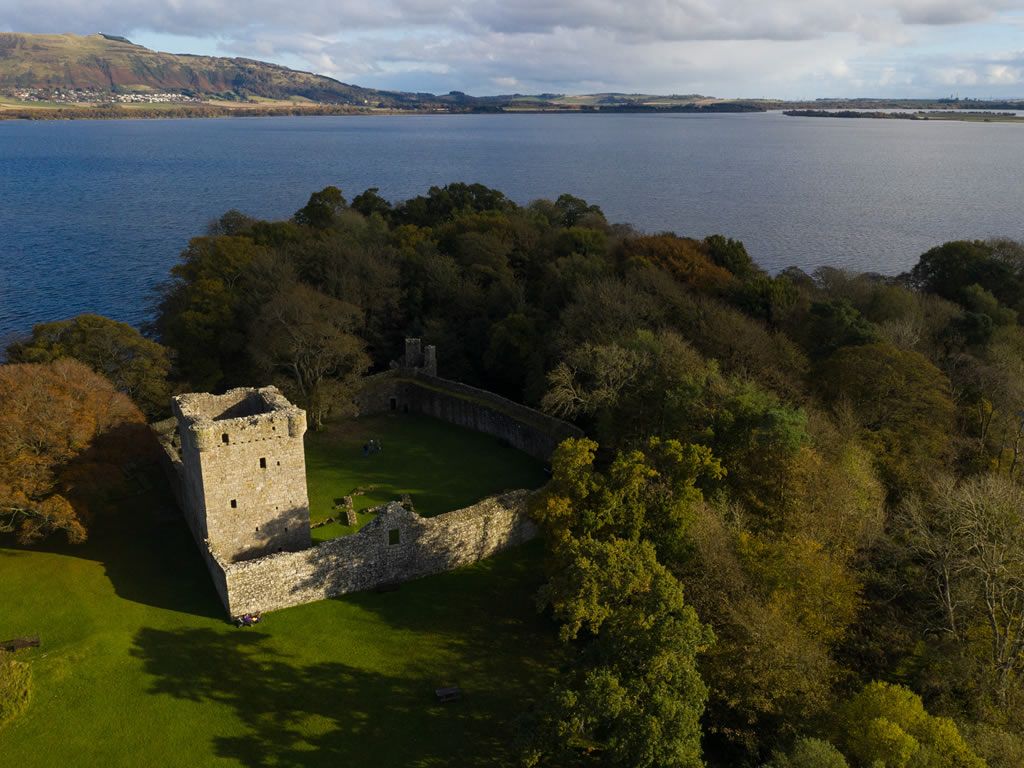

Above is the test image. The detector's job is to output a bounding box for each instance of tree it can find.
[834,682,985,768]
[0,651,31,728]
[206,209,256,236]
[769,738,849,768]
[152,234,279,391]
[618,234,735,294]
[908,240,1024,316]
[393,183,514,227]
[293,186,347,229]
[817,343,954,496]
[900,474,1024,704]
[250,283,370,430]
[7,314,172,418]
[350,187,392,218]
[552,193,605,227]
[526,437,718,768]
[704,234,759,281]
[683,502,860,760]
[533,436,723,560]
[0,359,149,544]
[800,299,879,359]
[528,537,713,768]
[542,331,809,518]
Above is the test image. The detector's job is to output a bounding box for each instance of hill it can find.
[0,32,422,106]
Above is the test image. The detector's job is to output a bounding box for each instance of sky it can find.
[3,0,1024,97]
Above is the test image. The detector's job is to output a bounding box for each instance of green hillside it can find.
[0,32,419,105]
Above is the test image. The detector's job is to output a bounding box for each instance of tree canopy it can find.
[0,359,150,544]
[6,314,172,418]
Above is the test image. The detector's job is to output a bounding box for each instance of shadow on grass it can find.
[130,625,531,767]
[1,481,224,620]
[128,544,561,767]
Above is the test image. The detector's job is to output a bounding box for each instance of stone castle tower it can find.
[398,338,437,376]
[172,386,312,562]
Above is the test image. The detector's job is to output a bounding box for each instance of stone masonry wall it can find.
[173,388,312,562]
[356,372,583,461]
[217,490,537,616]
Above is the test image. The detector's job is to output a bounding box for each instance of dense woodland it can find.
[5,182,1024,767]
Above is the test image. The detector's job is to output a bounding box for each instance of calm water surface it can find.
[1,112,1023,339]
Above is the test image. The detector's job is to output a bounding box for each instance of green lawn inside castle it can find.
[306,413,549,542]
[0,413,557,767]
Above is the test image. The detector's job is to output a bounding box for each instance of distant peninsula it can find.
[784,109,1024,123]
[2,33,1023,121]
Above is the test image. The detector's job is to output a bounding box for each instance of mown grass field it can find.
[0,415,558,767]
[305,414,548,541]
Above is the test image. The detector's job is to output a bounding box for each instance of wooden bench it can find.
[435,686,462,703]
[1,636,40,652]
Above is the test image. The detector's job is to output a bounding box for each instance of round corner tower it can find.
[172,386,312,562]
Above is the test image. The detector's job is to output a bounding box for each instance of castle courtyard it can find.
[306,413,549,541]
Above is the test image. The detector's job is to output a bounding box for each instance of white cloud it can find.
[986,63,1022,83]
[1,0,1023,96]
[935,67,981,85]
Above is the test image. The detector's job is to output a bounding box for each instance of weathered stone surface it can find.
[217,490,537,616]
[171,386,312,563]
[355,372,583,461]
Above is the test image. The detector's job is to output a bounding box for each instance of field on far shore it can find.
[0,414,558,767]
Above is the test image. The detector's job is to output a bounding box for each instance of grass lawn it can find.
[0,416,560,767]
[305,414,549,542]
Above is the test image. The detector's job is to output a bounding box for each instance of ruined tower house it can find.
[153,339,585,616]
[172,386,312,563]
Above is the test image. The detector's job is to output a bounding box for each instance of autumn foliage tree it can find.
[0,359,149,544]
[618,234,735,294]
[6,314,173,418]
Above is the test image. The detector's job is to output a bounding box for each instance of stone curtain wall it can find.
[154,374,570,618]
[356,372,583,461]
[216,490,537,616]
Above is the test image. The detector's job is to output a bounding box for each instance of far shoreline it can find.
[0,102,769,122]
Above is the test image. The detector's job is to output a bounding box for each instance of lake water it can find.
[2,111,1023,340]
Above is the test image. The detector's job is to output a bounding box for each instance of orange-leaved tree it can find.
[0,358,150,544]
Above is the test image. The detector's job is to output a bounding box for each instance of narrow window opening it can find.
[259,457,267,469]
[222,433,230,444]
[389,397,397,411]
[230,499,237,509]
[388,528,401,546]
[276,461,281,466]
[402,404,409,414]
[255,526,260,532]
